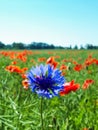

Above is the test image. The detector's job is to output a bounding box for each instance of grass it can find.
[0,49,98,130]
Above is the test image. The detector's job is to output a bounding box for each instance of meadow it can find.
[0,49,98,130]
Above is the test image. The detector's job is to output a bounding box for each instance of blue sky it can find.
[0,0,98,47]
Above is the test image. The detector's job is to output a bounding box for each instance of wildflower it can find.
[30,59,34,62]
[54,55,60,59]
[22,79,29,89]
[5,65,23,73]
[38,57,46,62]
[82,79,94,90]
[94,59,98,65]
[46,56,55,64]
[73,61,78,65]
[26,64,65,98]
[5,65,28,74]
[22,67,28,72]
[52,61,58,69]
[60,80,80,96]
[11,61,17,65]
[46,56,58,69]
[21,74,27,79]
[61,71,66,76]
[74,64,83,72]
[60,64,68,70]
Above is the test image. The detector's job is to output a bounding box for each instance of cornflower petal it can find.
[26,64,65,98]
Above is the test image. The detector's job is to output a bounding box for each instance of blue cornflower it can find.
[27,64,65,98]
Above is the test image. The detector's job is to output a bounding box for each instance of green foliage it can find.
[0,41,5,49]
[0,50,98,130]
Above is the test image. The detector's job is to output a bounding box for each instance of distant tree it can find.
[73,45,78,49]
[80,45,84,49]
[37,42,44,49]
[5,44,12,49]
[29,42,55,49]
[69,45,72,49]
[93,45,98,49]
[49,44,55,49]
[56,46,64,49]
[28,42,38,49]
[86,44,93,49]
[0,41,5,49]
[12,42,25,49]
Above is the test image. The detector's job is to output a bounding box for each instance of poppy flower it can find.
[82,79,94,90]
[60,64,68,70]
[74,64,83,72]
[22,67,28,72]
[60,80,80,96]
[46,56,55,64]
[11,61,17,65]
[5,65,23,73]
[21,74,27,79]
[38,57,46,62]
[46,56,58,69]
[52,61,58,69]
[22,79,29,89]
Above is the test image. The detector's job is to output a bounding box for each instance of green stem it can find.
[41,97,44,130]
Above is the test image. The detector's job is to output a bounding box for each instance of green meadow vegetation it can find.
[0,49,98,130]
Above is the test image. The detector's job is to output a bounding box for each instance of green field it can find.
[0,49,98,130]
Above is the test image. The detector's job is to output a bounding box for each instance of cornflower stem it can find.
[41,97,44,130]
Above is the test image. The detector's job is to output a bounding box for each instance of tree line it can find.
[0,41,64,49]
[0,41,98,50]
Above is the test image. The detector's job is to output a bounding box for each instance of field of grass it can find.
[0,49,98,130]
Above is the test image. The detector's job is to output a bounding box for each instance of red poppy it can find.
[54,55,60,59]
[60,64,68,70]
[52,61,58,69]
[82,79,94,90]
[46,56,55,64]
[46,56,58,69]
[22,79,29,90]
[5,65,23,73]
[73,61,78,65]
[38,57,46,62]
[22,67,28,72]
[11,61,17,65]
[5,65,28,74]
[60,80,80,96]
[21,74,27,79]
[61,71,66,76]
[74,64,83,72]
